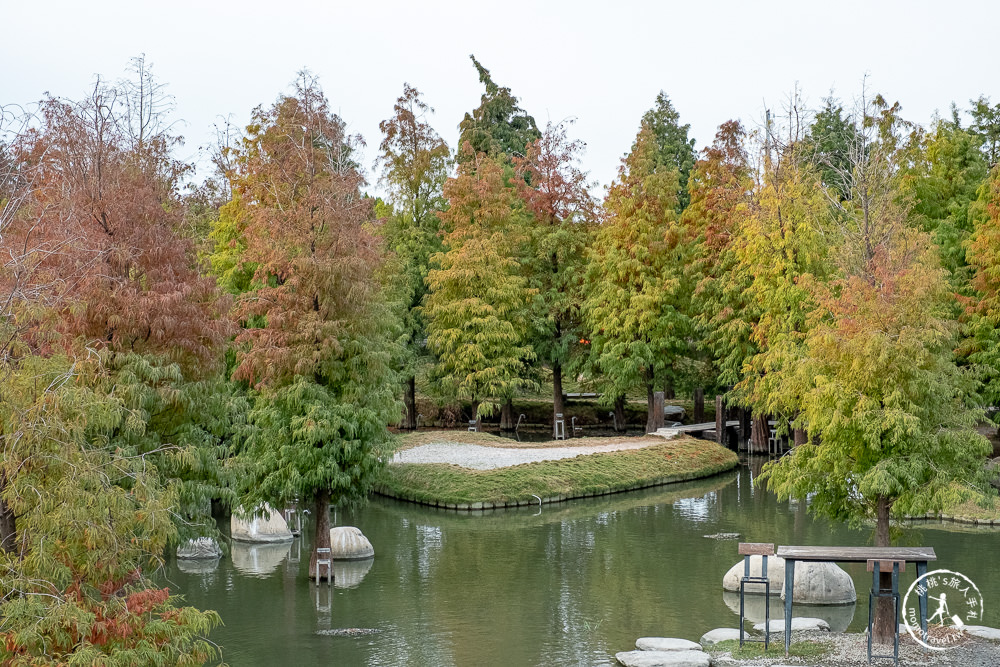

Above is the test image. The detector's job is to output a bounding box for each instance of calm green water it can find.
[164,462,1000,666]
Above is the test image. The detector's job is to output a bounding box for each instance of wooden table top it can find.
[776,545,936,562]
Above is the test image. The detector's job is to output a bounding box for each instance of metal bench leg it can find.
[739,554,770,650]
[867,561,901,666]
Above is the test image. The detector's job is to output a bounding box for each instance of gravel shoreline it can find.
[391,440,662,470]
[709,630,1000,666]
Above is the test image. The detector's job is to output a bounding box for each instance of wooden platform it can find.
[655,421,738,436]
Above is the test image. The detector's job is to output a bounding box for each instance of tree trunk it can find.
[873,496,895,645]
[662,380,675,400]
[403,375,417,430]
[470,400,481,432]
[693,388,705,423]
[645,376,657,434]
[309,490,332,582]
[0,475,16,554]
[649,391,665,434]
[500,399,515,431]
[750,414,769,453]
[793,427,807,447]
[613,395,627,433]
[553,362,565,439]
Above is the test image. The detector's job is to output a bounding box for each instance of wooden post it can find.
[715,395,724,444]
[649,391,665,433]
[740,408,752,451]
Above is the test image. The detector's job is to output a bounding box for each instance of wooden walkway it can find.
[655,421,739,437]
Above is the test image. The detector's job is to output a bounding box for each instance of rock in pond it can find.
[635,638,702,652]
[699,628,744,646]
[177,537,222,560]
[231,504,293,543]
[703,532,741,540]
[722,555,785,595]
[616,649,710,667]
[753,617,830,634]
[330,526,374,560]
[781,562,856,605]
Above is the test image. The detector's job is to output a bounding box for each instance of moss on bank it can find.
[376,433,738,509]
[705,638,831,660]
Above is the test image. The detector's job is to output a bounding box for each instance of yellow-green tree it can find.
[515,121,596,435]
[761,95,993,642]
[965,165,1000,408]
[424,151,537,426]
[582,123,689,432]
[376,84,451,429]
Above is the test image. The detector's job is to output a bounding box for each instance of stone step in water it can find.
[615,649,710,667]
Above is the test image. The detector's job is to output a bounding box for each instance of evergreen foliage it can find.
[639,92,697,213]
[424,152,537,419]
[212,72,399,577]
[458,56,540,164]
[582,124,690,428]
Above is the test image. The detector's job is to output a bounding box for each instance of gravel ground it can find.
[391,440,661,470]
[710,630,1000,666]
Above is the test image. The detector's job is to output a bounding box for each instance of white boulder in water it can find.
[722,555,785,595]
[330,526,374,560]
[177,537,222,559]
[781,562,856,605]
[231,504,294,543]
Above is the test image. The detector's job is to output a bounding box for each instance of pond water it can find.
[164,461,1000,666]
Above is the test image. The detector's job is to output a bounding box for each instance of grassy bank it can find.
[376,433,738,509]
[705,639,831,661]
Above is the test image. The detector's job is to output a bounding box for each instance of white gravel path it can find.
[392,440,659,470]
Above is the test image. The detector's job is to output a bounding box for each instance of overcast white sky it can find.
[4,0,998,191]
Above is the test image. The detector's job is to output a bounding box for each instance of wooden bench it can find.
[775,546,936,656]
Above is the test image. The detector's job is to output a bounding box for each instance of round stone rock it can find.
[635,638,702,652]
[330,526,374,560]
[616,649,710,667]
[753,617,830,634]
[722,555,785,595]
[699,628,744,646]
[964,626,1000,641]
[231,504,293,543]
[781,562,856,604]
[176,537,222,560]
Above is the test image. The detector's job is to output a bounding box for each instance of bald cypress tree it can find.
[640,92,696,213]
[458,55,540,164]
[424,151,537,424]
[582,123,690,432]
[217,73,399,580]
